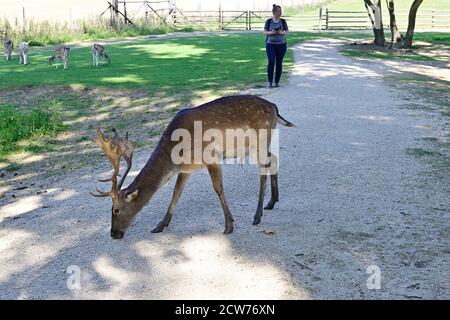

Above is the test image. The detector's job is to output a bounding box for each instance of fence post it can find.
[431,7,435,28]
[325,8,329,30]
[123,0,127,24]
[218,4,221,30]
[318,7,322,32]
[22,7,26,35]
[249,11,252,30]
[246,10,249,30]
[111,0,119,28]
[221,10,224,30]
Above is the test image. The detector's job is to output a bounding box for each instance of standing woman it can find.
[264,4,289,88]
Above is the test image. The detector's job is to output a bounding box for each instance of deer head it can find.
[91,128,139,239]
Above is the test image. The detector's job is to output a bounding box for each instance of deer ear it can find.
[125,189,139,202]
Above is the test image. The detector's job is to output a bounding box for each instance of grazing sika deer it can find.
[91,95,294,239]
[49,46,70,69]
[92,43,110,67]
[4,39,13,61]
[18,41,30,65]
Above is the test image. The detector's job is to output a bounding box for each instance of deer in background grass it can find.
[4,39,13,61]
[18,41,30,65]
[91,95,294,239]
[49,46,70,69]
[92,43,110,67]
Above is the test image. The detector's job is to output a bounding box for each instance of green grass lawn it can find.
[0,32,314,91]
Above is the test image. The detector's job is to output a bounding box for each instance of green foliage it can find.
[0,102,64,155]
[0,17,176,46]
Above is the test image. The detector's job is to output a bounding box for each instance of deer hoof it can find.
[223,224,234,234]
[252,217,261,225]
[264,200,278,210]
[151,223,167,233]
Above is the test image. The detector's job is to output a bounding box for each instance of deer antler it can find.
[117,131,133,190]
[90,128,133,199]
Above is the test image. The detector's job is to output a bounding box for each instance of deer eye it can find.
[114,208,120,214]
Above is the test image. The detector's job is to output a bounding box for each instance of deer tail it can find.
[274,104,295,127]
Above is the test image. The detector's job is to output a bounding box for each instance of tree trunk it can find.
[403,0,424,48]
[386,0,402,48]
[364,0,385,47]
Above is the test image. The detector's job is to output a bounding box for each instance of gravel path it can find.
[0,39,449,299]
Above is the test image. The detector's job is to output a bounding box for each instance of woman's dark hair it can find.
[272,4,282,13]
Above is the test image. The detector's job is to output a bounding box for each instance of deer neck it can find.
[127,140,177,205]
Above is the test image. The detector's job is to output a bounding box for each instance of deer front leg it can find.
[264,153,279,210]
[264,174,279,210]
[253,171,267,225]
[207,164,234,234]
[63,56,68,69]
[151,172,191,233]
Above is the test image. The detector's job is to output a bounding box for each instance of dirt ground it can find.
[0,38,449,299]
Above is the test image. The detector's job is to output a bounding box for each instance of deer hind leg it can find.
[152,172,191,233]
[264,152,279,210]
[253,171,267,225]
[253,130,276,224]
[207,164,234,234]
[63,54,68,69]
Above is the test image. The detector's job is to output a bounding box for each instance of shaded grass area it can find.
[336,31,450,64]
[340,48,448,62]
[326,31,450,45]
[0,103,65,158]
[0,87,181,175]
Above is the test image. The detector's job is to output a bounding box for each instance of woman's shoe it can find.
[274,83,280,87]
[268,82,273,88]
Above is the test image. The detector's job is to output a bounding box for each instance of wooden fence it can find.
[173,10,318,30]
[172,8,450,31]
[320,9,450,30]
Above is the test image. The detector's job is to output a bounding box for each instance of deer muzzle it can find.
[110,229,124,239]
